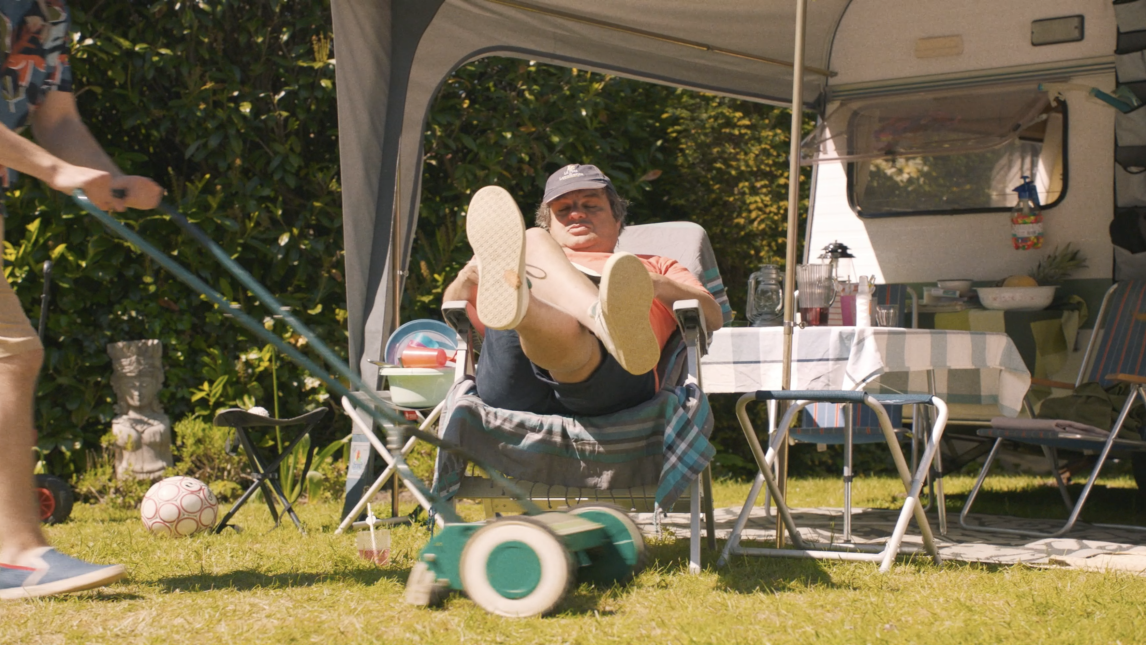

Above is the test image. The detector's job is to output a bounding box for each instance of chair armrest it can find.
[673,299,708,356]
[1107,373,1146,385]
[442,300,478,376]
[1031,377,1076,389]
[441,300,470,332]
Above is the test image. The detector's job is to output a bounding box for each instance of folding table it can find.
[703,327,1030,569]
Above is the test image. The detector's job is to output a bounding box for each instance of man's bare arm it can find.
[25,91,162,211]
[650,273,724,331]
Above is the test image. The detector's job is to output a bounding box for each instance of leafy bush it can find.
[171,417,245,500]
[72,448,157,508]
[3,1,347,477]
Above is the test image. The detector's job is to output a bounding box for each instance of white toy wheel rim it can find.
[460,520,570,618]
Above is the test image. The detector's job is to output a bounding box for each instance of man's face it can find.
[545,188,620,252]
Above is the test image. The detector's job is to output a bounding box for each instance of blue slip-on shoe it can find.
[0,547,125,600]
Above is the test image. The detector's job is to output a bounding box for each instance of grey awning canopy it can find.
[330,0,852,381]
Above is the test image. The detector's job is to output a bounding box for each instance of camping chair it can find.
[432,221,730,573]
[717,389,949,572]
[212,407,327,534]
[959,280,1146,538]
[773,284,949,536]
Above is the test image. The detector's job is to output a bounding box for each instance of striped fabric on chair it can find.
[1086,280,1146,387]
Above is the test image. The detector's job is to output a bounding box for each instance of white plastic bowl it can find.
[381,367,454,408]
[975,286,1057,311]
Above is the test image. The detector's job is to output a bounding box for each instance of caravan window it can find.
[802,86,1066,217]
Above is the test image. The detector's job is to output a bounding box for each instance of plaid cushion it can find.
[432,374,714,510]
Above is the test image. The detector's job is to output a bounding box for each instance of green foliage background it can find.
[4,3,824,481]
[3,1,343,477]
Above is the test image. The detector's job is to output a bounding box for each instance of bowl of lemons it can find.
[975,275,1056,311]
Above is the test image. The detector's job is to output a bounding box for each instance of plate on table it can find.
[383,319,459,367]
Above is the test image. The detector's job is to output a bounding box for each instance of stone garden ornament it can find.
[109,340,173,479]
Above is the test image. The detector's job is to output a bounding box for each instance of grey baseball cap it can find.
[543,164,613,204]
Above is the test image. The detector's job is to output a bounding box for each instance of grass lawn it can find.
[7,474,1146,644]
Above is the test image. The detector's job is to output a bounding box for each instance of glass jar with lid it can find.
[746,264,784,327]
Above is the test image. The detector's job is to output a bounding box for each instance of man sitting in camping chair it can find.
[442,164,724,416]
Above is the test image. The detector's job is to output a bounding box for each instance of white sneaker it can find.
[465,186,529,330]
[591,252,659,375]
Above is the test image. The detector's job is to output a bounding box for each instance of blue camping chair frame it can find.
[717,389,949,572]
[767,284,948,535]
[960,280,1146,538]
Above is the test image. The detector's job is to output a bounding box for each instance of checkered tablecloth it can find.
[700,327,1031,416]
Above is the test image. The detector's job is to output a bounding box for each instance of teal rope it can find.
[73,191,545,521]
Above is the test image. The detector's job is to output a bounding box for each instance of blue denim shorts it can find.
[475,328,656,416]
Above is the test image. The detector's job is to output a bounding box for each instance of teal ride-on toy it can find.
[72,190,648,619]
[405,504,646,617]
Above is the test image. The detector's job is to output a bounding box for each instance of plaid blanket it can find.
[432,376,715,510]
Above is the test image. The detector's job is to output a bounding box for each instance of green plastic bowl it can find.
[381,367,454,409]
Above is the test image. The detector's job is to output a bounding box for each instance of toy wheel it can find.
[34,474,74,525]
[459,516,574,618]
[405,561,450,608]
[569,503,647,586]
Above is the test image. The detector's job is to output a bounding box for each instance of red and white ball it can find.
[140,476,219,537]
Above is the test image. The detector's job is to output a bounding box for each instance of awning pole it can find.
[777,0,809,549]
[391,149,403,334]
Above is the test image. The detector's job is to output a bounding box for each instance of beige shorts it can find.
[0,215,43,359]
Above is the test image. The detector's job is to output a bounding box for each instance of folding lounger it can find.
[960,280,1146,538]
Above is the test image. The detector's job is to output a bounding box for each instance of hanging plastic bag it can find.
[1011,176,1044,250]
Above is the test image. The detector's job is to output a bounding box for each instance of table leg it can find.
[776,400,789,548]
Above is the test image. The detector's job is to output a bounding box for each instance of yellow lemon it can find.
[1002,275,1039,288]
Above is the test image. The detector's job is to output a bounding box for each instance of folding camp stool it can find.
[212,408,327,534]
[334,393,440,534]
[718,390,949,572]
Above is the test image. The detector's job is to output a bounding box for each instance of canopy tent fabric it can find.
[329,0,851,383]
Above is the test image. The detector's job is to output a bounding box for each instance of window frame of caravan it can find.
[844,100,1070,219]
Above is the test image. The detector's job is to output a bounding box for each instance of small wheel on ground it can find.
[405,561,450,607]
[568,503,647,586]
[34,474,74,525]
[459,516,575,618]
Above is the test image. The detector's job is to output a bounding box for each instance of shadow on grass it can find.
[157,566,410,592]
[941,477,1146,527]
[644,536,835,594]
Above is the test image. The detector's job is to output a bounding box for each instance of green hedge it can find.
[3,1,344,476]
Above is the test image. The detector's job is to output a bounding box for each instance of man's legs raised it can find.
[465,186,658,378]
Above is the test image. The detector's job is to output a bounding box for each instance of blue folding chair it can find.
[960,280,1146,537]
[718,389,950,572]
[779,284,945,538]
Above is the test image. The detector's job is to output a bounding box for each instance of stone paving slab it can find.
[634,506,1146,572]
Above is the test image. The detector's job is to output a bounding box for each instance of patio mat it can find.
[634,506,1146,572]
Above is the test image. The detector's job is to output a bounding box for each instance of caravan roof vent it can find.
[800,85,1051,165]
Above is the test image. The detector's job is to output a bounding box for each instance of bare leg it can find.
[0,349,48,563]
